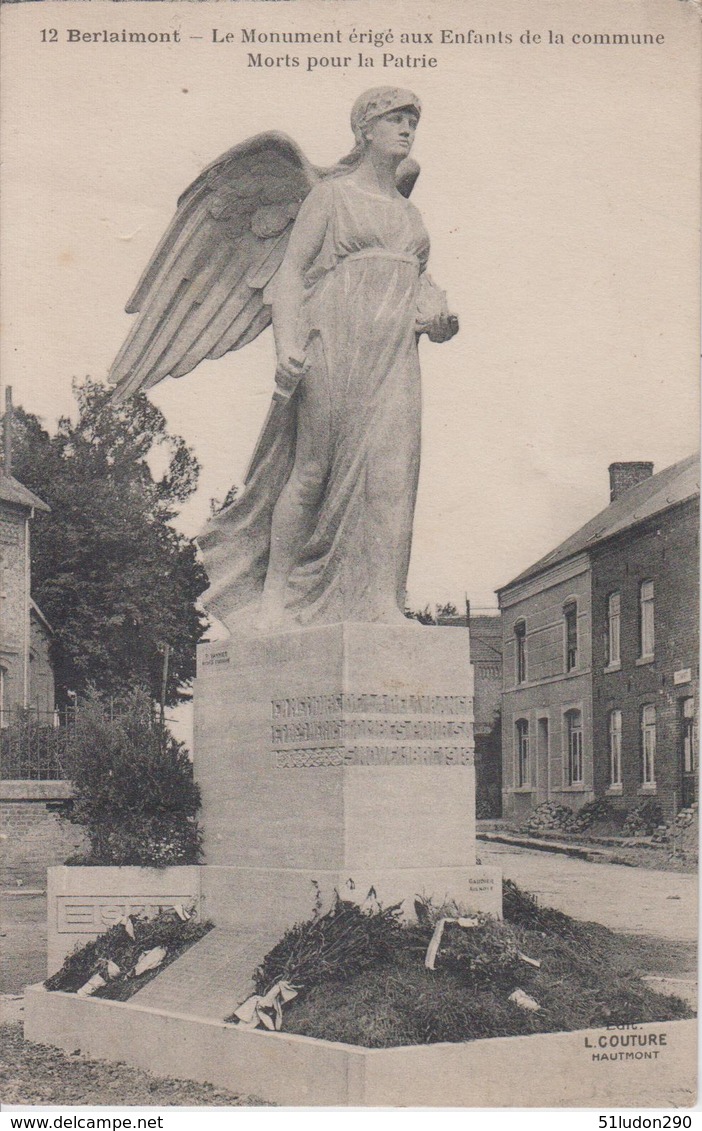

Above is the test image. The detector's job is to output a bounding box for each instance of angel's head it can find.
[363,106,419,160]
[348,87,421,162]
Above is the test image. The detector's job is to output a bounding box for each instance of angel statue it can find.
[109,87,459,634]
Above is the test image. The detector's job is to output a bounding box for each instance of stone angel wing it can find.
[108,133,319,402]
[108,133,420,402]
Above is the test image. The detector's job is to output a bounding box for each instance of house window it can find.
[515,719,530,787]
[641,704,656,785]
[537,717,550,773]
[608,709,622,786]
[639,580,655,658]
[564,602,578,672]
[681,698,696,774]
[514,621,527,684]
[607,592,621,666]
[565,709,583,785]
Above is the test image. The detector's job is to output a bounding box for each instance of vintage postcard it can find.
[0,0,699,1112]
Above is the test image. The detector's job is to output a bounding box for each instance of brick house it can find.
[591,458,699,819]
[497,454,699,823]
[497,548,594,823]
[0,472,54,720]
[0,470,82,882]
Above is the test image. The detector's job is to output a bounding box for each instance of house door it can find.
[680,697,697,809]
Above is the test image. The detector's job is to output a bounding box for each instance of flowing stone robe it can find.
[199,176,448,631]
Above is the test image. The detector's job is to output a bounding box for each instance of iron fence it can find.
[0,707,76,781]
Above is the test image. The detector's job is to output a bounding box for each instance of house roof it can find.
[498,452,700,594]
[0,473,50,513]
[436,613,503,662]
[470,614,502,637]
[30,599,54,635]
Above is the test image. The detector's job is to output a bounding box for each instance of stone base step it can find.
[132,926,279,1021]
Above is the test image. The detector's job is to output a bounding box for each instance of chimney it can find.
[608,461,654,502]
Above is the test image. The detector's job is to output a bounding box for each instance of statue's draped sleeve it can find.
[415,271,449,335]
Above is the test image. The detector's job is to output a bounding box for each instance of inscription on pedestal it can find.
[276,746,473,767]
[200,648,230,669]
[271,694,473,767]
[272,694,469,717]
[56,895,199,933]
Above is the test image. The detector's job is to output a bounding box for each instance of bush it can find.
[259,881,693,1047]
[63,690,202,866]
[411,894,525,988]
[502,878,582,939]
[434,916,524,989]
[252,891,404,994]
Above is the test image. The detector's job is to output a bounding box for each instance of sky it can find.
[2,0,700,619]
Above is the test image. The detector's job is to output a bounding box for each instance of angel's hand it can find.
[275,353,309,397]
[427,313,459,343]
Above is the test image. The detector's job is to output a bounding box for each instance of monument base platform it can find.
[25,987,697,1107]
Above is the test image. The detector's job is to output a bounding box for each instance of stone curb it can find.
[477,832,608,859]
[23,986,697,1107]
[1,889,46,897]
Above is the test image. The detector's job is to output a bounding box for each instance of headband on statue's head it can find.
[350,87,422,143]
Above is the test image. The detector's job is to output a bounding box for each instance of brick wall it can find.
[474,660,502,736]
[0,783,87,885]
[591,499,699,819]
[502,564,592,687]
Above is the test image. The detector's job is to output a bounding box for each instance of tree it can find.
[209,483,238,516]
[7,380,208,705]
[404,604,437,625]
[404,601,460,625]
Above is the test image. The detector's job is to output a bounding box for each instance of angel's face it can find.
[364,108,418,159]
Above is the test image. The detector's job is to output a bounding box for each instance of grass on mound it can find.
[45,908,213,1002]
[238,882,693,1048]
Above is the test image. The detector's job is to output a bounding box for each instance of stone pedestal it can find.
[194,622,501,932]
[40,622,501,1028]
